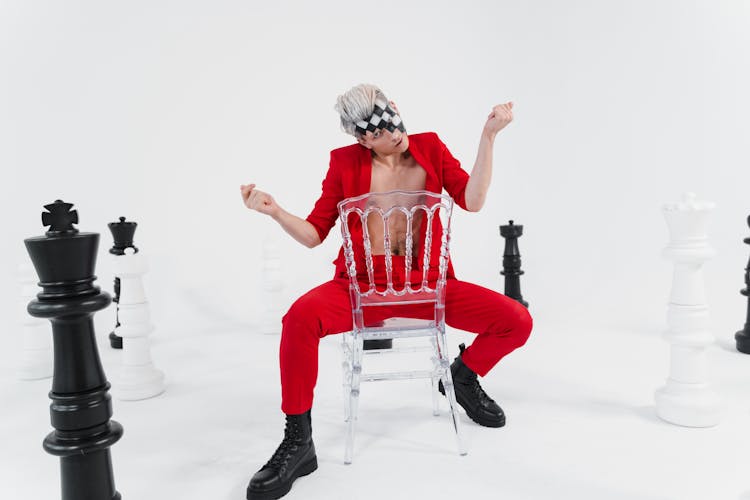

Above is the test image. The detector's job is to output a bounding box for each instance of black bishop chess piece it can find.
[499,220,529,308]
[108,216,139,349]
[736,215,750,354]
[24,200,123,500]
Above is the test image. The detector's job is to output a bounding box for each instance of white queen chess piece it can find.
[655,192,723,427]
[17,262,53,380]
[109,217,165,400]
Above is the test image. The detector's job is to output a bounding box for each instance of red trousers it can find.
[279,278,532,414]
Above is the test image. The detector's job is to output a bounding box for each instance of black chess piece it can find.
[25,200,123,500]
[108,217,139,349]
[363,338,392,350]
[499,220,529,308]
[362,321,391,350]
[110,277,122,348]
[736,215,750,354]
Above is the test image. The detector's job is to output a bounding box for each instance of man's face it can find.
[360,127,409,155]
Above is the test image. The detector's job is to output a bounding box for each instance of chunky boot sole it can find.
[468,411,505,428]
[246,456,318,500]
[438,381,506,428]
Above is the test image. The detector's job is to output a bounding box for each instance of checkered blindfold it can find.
[355,99,406,136]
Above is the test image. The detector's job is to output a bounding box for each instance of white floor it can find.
[2,310,748,500]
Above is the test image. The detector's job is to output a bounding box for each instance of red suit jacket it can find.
[305,132,471,280]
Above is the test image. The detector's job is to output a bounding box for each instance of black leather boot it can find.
[439,343,506,428]
[247,410,318,500]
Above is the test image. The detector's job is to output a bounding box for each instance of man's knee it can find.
[514,305,533,347]
[282,295,322,333]
[492,300,533,347]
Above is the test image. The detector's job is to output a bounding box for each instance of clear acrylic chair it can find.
[337,190,467,464]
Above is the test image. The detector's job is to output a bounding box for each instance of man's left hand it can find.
[484,102,514,138]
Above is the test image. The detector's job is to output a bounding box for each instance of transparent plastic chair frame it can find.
[337,190,467,464]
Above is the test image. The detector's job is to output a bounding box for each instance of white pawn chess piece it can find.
[17,262,53,380]
[655,192,723,427]
[259,236,284,335]
[113,247,165,400]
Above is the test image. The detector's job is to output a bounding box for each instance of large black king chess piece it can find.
[25,200,123,500]
[108,216,139,349]
[500,220,529,308]
[736,215,750,354]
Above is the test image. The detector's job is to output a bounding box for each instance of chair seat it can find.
[355,317,437,340]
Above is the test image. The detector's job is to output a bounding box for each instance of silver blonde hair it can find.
[334,83,388,137]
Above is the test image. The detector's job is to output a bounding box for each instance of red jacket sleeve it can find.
[434,134,470,211]
[305,151,344,243]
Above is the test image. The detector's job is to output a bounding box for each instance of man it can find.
[241,84,532,500]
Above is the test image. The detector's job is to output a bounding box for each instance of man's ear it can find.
[389,100,400,114]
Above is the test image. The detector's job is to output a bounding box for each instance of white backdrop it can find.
[3,0,750,341]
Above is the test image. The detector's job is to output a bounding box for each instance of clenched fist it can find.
[240,183,279,217]
[484,102,514,137]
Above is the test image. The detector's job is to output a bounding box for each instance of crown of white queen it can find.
[354,99,406,136]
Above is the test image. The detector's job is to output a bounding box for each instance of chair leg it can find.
[344,332,364,465]
[341,334,352,422]
[435,328,467,456]
[430,337,440,416]
[431,375,441,416]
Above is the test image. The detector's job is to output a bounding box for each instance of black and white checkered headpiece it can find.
[355,99,406,136]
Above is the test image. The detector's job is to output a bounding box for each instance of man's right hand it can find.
[240,183,321,248]
[240,183,279,217]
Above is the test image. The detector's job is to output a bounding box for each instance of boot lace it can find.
[468,373,496,405]
[456,344,495,406]
[263,419,301,471]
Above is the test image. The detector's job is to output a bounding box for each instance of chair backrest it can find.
[337,190,454,311]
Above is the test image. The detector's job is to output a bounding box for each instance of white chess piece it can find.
[17,262,53,380]
[259,236,284,335]
[655,192,723,427]
[113,247,165,400]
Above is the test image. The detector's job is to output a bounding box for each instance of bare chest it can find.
[369,157,427,193]
[366,157,428,256]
